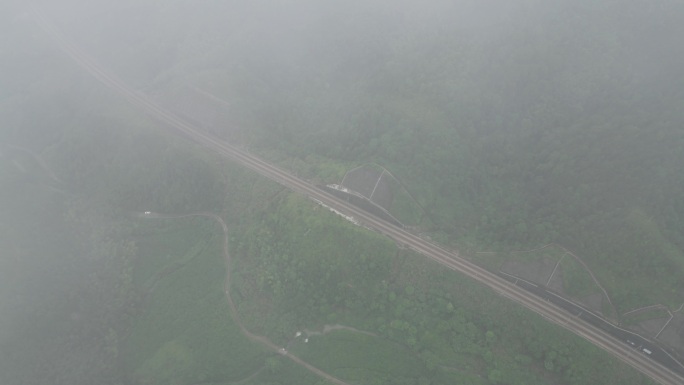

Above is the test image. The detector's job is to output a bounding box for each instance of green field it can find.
[124,217,266,385]
[293,330,429,384]
[131,217,214,291]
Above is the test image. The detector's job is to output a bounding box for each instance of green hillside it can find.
[1,0,682,384]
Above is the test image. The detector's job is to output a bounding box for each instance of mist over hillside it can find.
[1,1,683,384]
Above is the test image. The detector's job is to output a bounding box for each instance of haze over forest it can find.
[1,1,683,384]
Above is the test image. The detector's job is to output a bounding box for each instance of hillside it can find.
[1,1,682,384]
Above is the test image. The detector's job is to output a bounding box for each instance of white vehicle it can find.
[144,211,151,215]
[642,348,652,355]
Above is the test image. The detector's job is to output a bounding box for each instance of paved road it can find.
[30,5,684,385]
[499,271,684,376]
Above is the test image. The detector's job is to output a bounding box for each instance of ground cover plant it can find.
[231,192,654,385]
[124,217,266,385]
[0,149,138,385]
[130,217,214,292]
[4,0,683,383]
[291,330,429,385]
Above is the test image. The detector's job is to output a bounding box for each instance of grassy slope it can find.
[292,330,428,384]
[131,217,212,291]
[0,156,74,384]
[124,217,266,385]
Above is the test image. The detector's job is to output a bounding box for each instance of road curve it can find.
[31,6,684,385]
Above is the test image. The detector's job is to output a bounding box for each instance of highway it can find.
[498,271,684,375]
[29,5,684,385]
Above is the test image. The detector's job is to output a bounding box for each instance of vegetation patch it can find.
[5,1,684,383]
[124,217,266,385]
[560,256,602,300]
[293,329,428,384]
[232,191,654,385]
[131,217,214,291]
[623,308,671,327]
[337,163,424,227]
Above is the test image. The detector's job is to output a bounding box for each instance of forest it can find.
[1,0,683,384]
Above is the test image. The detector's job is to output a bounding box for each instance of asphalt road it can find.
[499,271,684,376]
[30,5,684,384]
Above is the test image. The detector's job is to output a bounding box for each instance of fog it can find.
[2,1,683,384]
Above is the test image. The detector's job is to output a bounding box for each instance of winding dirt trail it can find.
[142,212,352,385]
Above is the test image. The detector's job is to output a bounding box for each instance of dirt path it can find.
[620,303,678,339]
[623,304,670,318]
[674,303,684,314]
[31,2,684,379]
[142,212,352,385]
